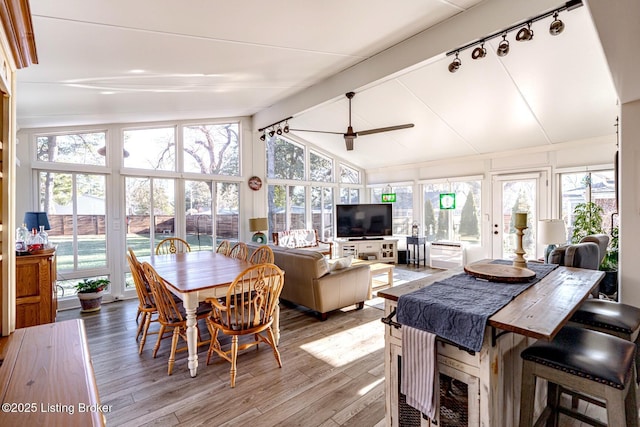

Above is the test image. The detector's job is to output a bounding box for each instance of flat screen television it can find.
[336,204,393,239]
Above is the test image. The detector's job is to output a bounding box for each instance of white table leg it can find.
[182,293,199,377]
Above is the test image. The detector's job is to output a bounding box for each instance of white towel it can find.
[401,325,437,420]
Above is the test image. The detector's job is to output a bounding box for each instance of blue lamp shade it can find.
[24,212,51,231]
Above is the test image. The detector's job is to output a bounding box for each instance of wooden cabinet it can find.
[15,251,57,328]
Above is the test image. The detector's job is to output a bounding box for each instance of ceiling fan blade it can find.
[289,128,344,135]
[356,123,414,136]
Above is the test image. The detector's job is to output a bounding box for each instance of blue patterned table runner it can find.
[397,260,558,352]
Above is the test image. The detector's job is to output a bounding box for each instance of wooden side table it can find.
[405,236,426,267]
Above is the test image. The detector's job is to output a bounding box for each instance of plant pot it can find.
[77,290,104,313]
[599,270,618,297]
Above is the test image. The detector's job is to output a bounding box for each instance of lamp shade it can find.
[538,219,566,245]
[249,217,268,232]
[24,212,51,231]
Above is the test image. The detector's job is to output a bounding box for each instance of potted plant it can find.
[570,202,604,243]
[599,225,618,297]
[75,278,110,313]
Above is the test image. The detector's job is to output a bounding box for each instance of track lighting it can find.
[257,116,293,141]
[496,34,509,57]
[516,22,534,41]
[448,52,461,73]
[445,0,582,70]
[549,12,564,35]
[471,43,486,60]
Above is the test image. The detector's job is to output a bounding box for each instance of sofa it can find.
[247,243,371,320]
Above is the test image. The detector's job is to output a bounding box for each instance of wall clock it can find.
[248,176,262,191]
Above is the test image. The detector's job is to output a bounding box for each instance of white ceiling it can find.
[17,0,619,169]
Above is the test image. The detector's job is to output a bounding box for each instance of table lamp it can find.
[24,211,50,232]
[538,219,567,263]
[249,217,268,244]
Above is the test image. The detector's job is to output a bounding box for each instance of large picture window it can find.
[267,137,305,180]
[124,127,176,171]
[371,185,413,235]
[36,131,106,166]
[183,124,240,176]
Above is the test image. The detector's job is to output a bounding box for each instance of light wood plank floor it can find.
[57,264,612,426]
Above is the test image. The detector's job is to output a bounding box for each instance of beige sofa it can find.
[248,243,371,320]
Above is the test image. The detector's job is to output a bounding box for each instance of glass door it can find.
[492,173,546,261]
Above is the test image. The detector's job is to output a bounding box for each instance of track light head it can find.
[471,43,486,60]
[549,12,564,36]
[448,52,461,73]
[276,125,283,135]
[516,22,534,41]
[260,132,266,141]
[283,122,289,133]
[496,34,510,57]
[268,128,275,138]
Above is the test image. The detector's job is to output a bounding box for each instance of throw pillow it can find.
[332,255,353,271]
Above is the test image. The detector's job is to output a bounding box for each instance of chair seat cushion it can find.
[572,299,640,335]
[521,325,635,389]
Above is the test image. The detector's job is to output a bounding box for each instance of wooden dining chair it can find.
[215,240,231,255]
[155,237,191,255]
[141,262,211,375]
[205,263,285,387]
[127,248,158,354]
[228,242,248,261]
[249,245,274,264]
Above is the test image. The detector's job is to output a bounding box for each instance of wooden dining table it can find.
[145,251,278,378]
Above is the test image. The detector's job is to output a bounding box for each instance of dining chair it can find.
[141,262,211,375]
[205,263,285,387]
[155,237,191,255]
[215,240,231,255]
[127,248,158,354]
[228,242,248,261]
[249,245,274,264]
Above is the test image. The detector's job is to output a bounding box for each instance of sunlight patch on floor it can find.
[299,319,384,367]
[359,377,384,396]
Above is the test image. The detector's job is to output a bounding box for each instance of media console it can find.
[337,238,398,263]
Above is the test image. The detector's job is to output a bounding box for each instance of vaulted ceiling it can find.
[17,0,619,169]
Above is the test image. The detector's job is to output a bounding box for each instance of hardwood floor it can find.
[57,264,611,427]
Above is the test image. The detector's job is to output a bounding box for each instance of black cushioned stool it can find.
[519,325,638,427]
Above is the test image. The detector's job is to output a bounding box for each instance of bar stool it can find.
[519,325,637,427]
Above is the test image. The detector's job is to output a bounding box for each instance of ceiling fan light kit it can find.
[445,0,582,70]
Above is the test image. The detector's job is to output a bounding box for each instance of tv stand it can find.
[338,238,398,263]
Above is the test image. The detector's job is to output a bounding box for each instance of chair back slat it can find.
[142,262,185,325]
[228,242,248,261]
[127,248,154,307]
[216,240,231,255]
[156,237,191,255]
[249,245,274,264]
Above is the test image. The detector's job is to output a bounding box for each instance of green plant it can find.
[600,225,618,271]
[75,278,110,294]
[570,202,604,243]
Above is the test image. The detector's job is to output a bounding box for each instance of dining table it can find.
[145,251,278,378]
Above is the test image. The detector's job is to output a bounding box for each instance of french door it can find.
[491,172,548,261]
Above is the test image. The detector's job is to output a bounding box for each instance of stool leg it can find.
[604,387,627,427]
[546,381,560,427]
[520,360,536,427]
[625,379,639,427]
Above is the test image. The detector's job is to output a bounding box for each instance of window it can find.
[267,136,305,180]
[312,186,334,240]
[371,185,413,235]
[36,131,106,166]
[423,179,481,243]
[38,171,107,297]
[310,151,333,182]
[268,184,306,235]
[560,170,617,237]
[340,188,360,204]
[183,124,240,176]
[123,127,175,171]
[340,164,360,184]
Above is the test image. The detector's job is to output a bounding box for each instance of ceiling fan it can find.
[290,92,415,151]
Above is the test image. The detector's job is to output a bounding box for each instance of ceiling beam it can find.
[253,0,564,131]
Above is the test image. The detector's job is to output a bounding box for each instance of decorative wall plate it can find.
[248,176,262,191]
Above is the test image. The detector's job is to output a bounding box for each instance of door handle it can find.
[494,230,499,235]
